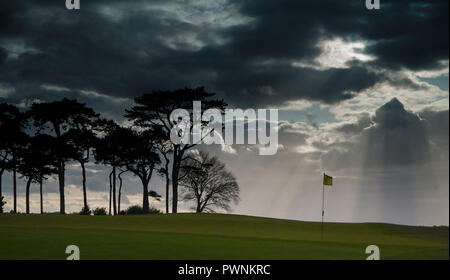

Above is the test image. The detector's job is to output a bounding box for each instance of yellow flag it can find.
[323,174,333,186]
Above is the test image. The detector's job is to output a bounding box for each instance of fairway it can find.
[0,213,448,260]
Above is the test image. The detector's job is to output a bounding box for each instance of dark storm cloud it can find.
[363,1,449,71]
[1,6,200,95]
[0,0,447,110]
[322,98,446,170]
[0,47,6,65]
[234,0,448,69]
[215,64,389,106]
[364,98,430,166]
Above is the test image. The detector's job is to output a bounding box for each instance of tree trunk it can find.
[118,172,123,214]
[196,191,203,213]
[58,161,65,214]
[13,164,17,213]
[171,149,181,213]
[109,171,112,215]
[142,178,149,213]
[171,169,179,213]
[81,161,88,210]
[165,171,170,214]
[112,162,117,215]
[40,180,43,214]
[25,177,32,214]
[54,125,65,215]
[172,147,187,214]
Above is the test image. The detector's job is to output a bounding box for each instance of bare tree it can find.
[180,152,239,213]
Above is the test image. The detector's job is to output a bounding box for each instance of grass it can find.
[0,213,448,260]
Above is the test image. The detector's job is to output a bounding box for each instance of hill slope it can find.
[0,213,448,260]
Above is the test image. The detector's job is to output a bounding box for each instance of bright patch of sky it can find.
[293,38,374,70]
[418,74,449,91]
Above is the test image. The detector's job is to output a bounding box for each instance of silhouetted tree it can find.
[35,135,59,214]
[16,135,58,214]
[65,127,99,212]
[0,103,27,213]
[94,121,127,215]
[29,98,99,214]
[150,124,172,213]
[118,128,162,212]
[180,152,239,213]
[0,103,17,212]
[125,87,227,213]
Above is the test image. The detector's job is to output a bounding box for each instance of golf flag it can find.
[323,173,333,186]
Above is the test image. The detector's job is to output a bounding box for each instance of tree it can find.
[118,128,162,213]
[94,121,126,215]
[34,135,59,214]
[125,87,227,213]
[0,103,27,213]
[180,151,239,213]
[148,124,172,214]
[16,135,58,214]
[0,103,17,212]
[157,141,172,214]
[29,98,99,214]
[65,127,99,212]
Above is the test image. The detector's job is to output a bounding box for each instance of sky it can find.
[0,0,448,225]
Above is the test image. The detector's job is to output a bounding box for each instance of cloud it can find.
[1,0,446,111]
[121,194,130,204]
[0,47,6,65]
[277,121,309,151]
[419,109,449,163]
[419,109,449,147]
[363,98,430,166]
[336,113,373,134]
[364,1,448,71]
[322,98,449,170]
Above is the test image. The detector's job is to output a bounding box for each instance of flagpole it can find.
[321,173,325,239]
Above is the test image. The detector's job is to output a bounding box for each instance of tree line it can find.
[0,87,239,215]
